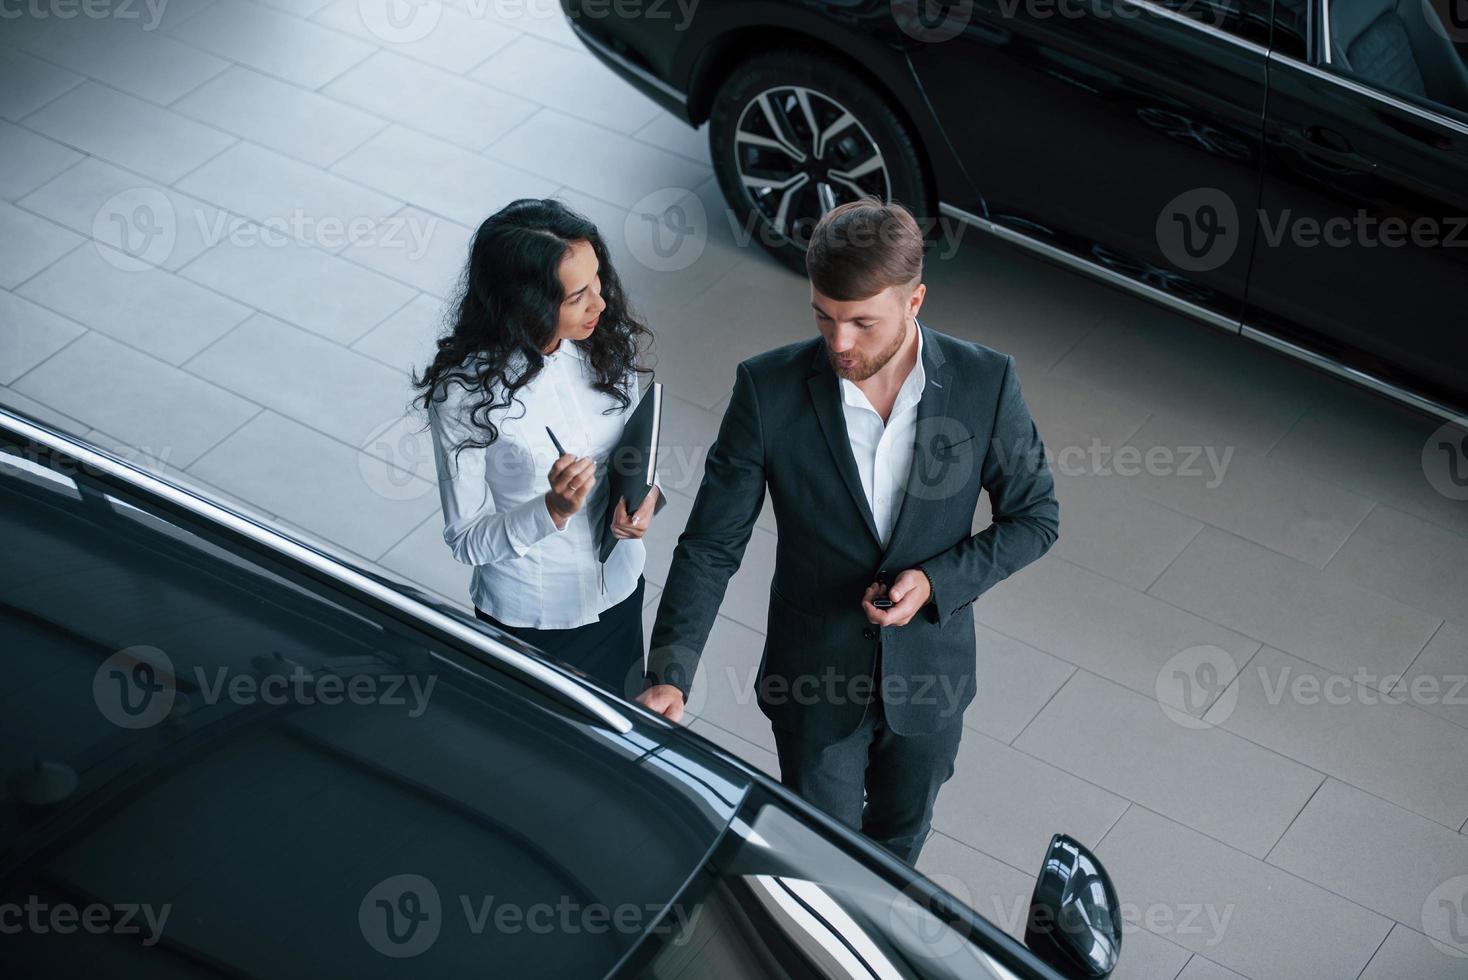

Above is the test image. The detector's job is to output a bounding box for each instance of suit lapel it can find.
[807,345,882,547]
[806,321,950,556]
[880,322,950,567]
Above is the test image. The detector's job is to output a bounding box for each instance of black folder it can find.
[598,381,663,563]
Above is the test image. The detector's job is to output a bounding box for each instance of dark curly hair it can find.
[411,198,652,465]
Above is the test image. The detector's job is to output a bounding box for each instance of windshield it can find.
[0,422,742,978]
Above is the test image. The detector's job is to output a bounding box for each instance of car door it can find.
[902,0,1272,324]
[1242,0,1468,414]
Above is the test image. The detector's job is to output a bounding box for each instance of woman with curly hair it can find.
[413,198,665,698]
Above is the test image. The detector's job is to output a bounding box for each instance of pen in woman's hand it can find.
[545,426,567,458]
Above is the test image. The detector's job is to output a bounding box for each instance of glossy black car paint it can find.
[562,0,1467,416]
[0,407,1093,980]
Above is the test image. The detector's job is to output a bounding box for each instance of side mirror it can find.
[1024,833,1122,978]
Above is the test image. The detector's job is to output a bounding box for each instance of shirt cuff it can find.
[506,493,567,557]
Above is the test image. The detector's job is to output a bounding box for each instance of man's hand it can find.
[610,486,659,540]
[861,569,932,627]
[637,683,686,722]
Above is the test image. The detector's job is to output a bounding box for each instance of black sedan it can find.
[0,403,1123,980]
[562,0,1467,421]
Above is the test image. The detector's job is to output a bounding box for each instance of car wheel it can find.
[708,49,931,274]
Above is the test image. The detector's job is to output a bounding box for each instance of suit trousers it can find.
[769,640,965,865]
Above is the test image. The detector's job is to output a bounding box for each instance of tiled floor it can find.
[3,4,1467,978]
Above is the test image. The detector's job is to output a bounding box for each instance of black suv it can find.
[563,0,1468,421]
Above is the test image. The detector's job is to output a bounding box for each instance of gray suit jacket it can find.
[647,321,1059,743]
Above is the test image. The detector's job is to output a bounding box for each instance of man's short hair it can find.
[805,196,924,301]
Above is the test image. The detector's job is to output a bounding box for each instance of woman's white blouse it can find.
[426,339,664,629]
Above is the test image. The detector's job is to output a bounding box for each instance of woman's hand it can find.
[610,485,660,540]
[544,453,596,529]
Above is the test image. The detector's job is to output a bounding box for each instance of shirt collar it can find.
[838,321,926,408]
[546,339,584,362]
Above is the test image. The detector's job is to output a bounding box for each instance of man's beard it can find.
[828,319,909,381]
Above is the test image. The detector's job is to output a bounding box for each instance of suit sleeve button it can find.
[862,626,877,640]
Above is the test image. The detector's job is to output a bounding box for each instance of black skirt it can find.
[474,575,646,701]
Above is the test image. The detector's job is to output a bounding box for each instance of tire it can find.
[708,49,932,275]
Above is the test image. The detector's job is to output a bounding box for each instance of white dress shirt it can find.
[838,323,927,549]
[427,338,662,629]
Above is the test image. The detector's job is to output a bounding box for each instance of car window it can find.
[0,428,742,978]
[1320,0,1468,119]
[1151,0,1265,41]
[620,793,1047,980]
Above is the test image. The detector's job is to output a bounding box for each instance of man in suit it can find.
[638,197,1059,864]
